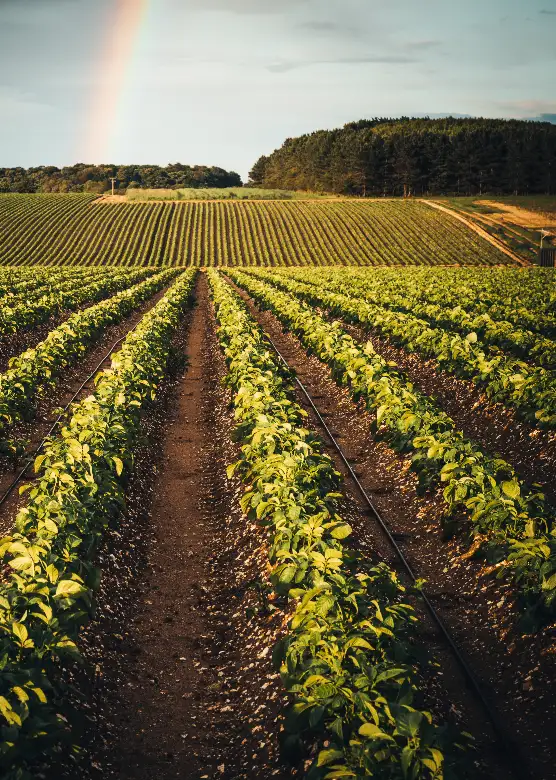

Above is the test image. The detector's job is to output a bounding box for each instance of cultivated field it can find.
[0,199,554,780]
[437,196,556,264]
[0,193,514,266]
[125,186,335,201]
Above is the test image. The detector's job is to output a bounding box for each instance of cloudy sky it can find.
[1,0,555,179]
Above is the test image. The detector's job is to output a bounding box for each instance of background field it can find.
[0,193,513,267]
[125,187,335,201]
[436,196,555,264]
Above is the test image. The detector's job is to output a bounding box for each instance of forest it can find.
[0,163,242,193]
[248,117,556,197]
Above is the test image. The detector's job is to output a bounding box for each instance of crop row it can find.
[208,269,449,779]
[162,200,508,267]
[0,195,95,266]
[334,267,555,335]
[0,269,111,315]
[0,268,95,302]
[0,269,196,778]
[0,268,178,460]
[229,269,556,624]
[288,267,556,364]
[0,195,513,267]
[256,269,556,429]
[0,267,155,337]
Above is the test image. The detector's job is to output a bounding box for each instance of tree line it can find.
[248,117,556,196]
[0,163,242,194]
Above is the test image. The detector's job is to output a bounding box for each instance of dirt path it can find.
[83,275,293,780]
[228,278,556,780]
[100,275,217,778]
[422,200,528,265]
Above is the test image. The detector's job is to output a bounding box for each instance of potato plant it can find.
[0,268,155,337]
[0,268,179,460]
[0,270,196,778]
[251,269,556,429]
[278,267,556,368]
[229,270,556,622]
[209,270,451,779]
[0,194,512,267]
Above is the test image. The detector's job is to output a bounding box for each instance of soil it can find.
[70,275,296,780]
[227,276,556,780]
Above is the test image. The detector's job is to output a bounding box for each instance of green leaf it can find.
[9,556,34,571]
[358,723,393,740]
[34,454,46,472]
[329,523,352,540]
[12,622,28,643]
[0,696,21,727]
[55,580,86,599]
[277,565,296,584]
[501,480,520,500]
[395,708,423,738]
[12,686,29,703]
[31,686,47,704]
[317,749,344,767]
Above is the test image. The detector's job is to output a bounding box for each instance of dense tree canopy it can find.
[248,117,556,196]
[0,163,242,193]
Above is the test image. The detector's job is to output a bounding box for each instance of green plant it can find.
[209,269,454,779]
[229,269,556,622]
[0,270,196,778]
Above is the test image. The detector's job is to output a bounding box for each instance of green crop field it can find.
[0,261,554,779]
[0,193,515,266]
[1,190,556,780]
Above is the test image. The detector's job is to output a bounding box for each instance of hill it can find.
[0,193,513,266]
[249,117,556,197]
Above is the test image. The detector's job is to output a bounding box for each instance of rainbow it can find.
[82,0,150,163]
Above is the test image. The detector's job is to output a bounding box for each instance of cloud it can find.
[497,99,556,115]
[0,86,54,118]
[266,54,418,73]
[528,113,556,123]
[296,20,361,37]
[405,40,442,51]
[187,0,308,14]
[493,101,556,124]
[0,0,95,27]
[297,20,343,31]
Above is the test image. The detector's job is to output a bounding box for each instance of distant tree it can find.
[83,180,109,193]
[248,117,556,196]
[248,155,269,187]
[0,162,243,193]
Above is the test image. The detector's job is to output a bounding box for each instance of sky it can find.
[0,0,555,180]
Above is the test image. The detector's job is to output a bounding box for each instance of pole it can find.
[110,177,117,197]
